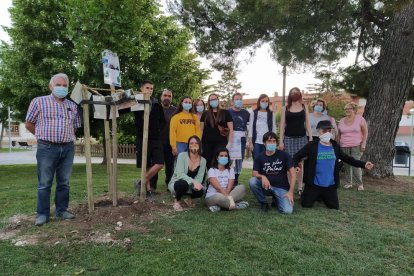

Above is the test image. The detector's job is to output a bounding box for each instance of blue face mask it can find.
[234,100,243,109]
[182,103,192,111]
[196,105,204,113]
[314,105,323,113]
[218,156,228,165]
[266,143,277,151]
[210,100,219,108]
[260,102,268,110]
[53,86,68,98]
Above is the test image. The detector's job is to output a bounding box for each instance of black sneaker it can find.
[260,203,270,213]
[271,197,277,208]
[146,191,154,202]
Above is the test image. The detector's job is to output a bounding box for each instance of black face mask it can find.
[162,99,171,106]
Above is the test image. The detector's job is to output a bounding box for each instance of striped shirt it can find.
[25,94,81,143]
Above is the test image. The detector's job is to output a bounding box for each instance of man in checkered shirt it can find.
[25,73,81,226]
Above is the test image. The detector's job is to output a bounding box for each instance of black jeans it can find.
[150,142,175,190]
[174,180,204,201]
[301,185,339,209]
[202,140,227,169]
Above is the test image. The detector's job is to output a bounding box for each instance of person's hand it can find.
[226,142,232,149]
[295,167,301,173]
[261,176,270,190]
[193,181,203,191]
[360,144,366,152]
[283,191,294,205]
[365,162,374,170]
[278,142,284,150]
[248,142,254,152]
[172,148,178,156]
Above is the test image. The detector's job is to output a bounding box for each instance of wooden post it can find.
[140,93,150,202]
[82,88,94,213]
[104,119,113,196]
[110,85,118,206]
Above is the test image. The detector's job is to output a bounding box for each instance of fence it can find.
[75,144,136,158]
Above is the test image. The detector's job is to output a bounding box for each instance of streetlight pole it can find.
[409,108,414,176]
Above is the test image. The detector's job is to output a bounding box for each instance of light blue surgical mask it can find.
[182,103,192,111]
[266,143,277,152]
[210,100,219,108]
[53,86,68,98]
[196,105,204,113]
[234,100,243,109]
[314,105,323,113]
[260,102,268,110]
[218,156,228,165]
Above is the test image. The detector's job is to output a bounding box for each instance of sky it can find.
[0,0,355,98]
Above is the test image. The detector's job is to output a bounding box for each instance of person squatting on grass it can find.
[205,148,249,212]
[25,73,81,226]
[293,120,374,209]
[249,131,297,214]
[168,136,206,212]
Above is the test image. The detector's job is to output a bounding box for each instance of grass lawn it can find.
[0,164,413,275]
[0,148,30,153]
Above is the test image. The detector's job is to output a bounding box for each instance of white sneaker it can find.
[357,185,364,191]
[343,184,353,189]
[209,205,221,212]
[235,201,249,209]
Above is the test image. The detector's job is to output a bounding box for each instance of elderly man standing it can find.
[25,73,81,226]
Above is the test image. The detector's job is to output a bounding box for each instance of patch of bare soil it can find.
[343,175,414,194]
[0,195,176,247]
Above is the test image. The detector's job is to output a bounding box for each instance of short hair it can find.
[344,102,358,111]
[140,80,153,87]
[232,92,243,100]
[161,88,172,96]
[262,131,278,144]
[49,73,69,87]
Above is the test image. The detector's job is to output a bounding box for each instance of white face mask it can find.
[319,132,332,143]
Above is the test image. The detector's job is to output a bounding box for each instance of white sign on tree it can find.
[102,49,121,87]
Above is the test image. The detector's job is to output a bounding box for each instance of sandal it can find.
[184,198,195,208]
[173,202,183,212]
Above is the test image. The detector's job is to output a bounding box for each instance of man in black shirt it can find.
[150,89,176,191]
[129,80,165,197]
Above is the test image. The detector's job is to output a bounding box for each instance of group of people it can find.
[25,73,374,226]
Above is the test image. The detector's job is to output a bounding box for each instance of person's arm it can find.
[337,143,366,168]
[330,116,338,139]
[272,111,277,133]
[194,114,201,138]
[279,106,286,150]
[200,112,205,137]
[25,122,36,135]
[169,115,178,155]
[208,176,228,196]
[252,170,271,190]
[248,110,254,151]
[174,153,193,184]
[283,167,296,205]
[293,143,310,168]
[360,117,368,152]
[227,121,234,147]
[304,105,312,141]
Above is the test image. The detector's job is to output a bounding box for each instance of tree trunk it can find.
[363,3,414,178]
[0,123,4,149]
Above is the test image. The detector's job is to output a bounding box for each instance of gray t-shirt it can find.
[309,113,331,136]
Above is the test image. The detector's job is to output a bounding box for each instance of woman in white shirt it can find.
[205,148,249,212]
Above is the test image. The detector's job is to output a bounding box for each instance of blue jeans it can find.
[36,140,75,217]
[176,142,188,154]
[249,177,293,214]
[253,143,266,160]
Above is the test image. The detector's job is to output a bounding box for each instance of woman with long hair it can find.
[168,135,206,211]
[248,93,276,159]
[337,102,368,191]
[169,96,201,155]
[205,147,248,212]
[279,87,312,195]
[200,94,233,168]
[193,99,205,121]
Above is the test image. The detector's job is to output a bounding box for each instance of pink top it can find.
[338,115,366,147]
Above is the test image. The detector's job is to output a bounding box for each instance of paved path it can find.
[0,150,412,176]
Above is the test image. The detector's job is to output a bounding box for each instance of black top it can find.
[201,110,233,143]
[187,165,200,178]
[131,98,165,142]
[159,106,176,143]
[293,140,366,189]
[285,107,306,136]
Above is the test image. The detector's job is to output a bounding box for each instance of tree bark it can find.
[363,3,414,178]
[0,123,4,149]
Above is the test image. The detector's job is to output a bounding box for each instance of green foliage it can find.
[214,63,242,107]
[0,0,210,126]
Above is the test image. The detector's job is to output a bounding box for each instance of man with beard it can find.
[150,89,176,191]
